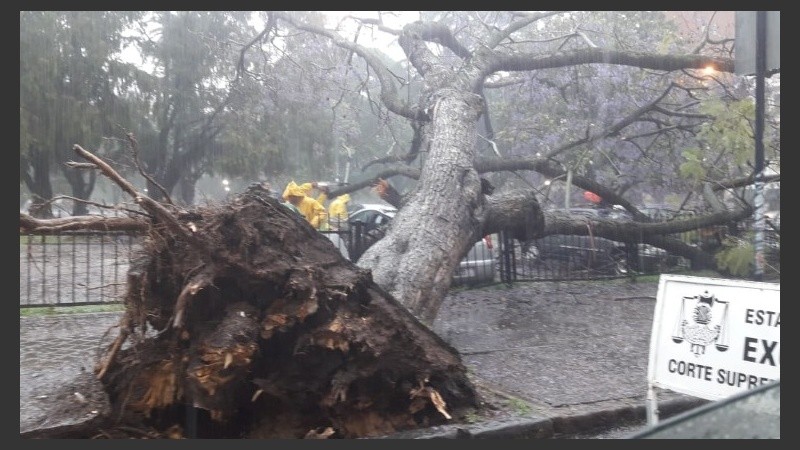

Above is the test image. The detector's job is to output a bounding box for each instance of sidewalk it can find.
[424,279,704,438]
[20,280,704,438]
[20,312,121,436]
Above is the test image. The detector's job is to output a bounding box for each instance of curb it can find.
[377,396,709,439]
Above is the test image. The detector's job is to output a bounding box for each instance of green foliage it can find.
[507,397,532,416]
[715,236,754,278]
[20,235,65,245]
[697,99,755,166]
[463,411,479,424]
[678,97,760,187]
[679,147,706,181]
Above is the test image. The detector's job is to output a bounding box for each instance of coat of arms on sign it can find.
[672,291,730,356]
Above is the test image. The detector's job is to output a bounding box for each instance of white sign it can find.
[648,275,779,401]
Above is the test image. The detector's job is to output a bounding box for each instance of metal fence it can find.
[495,213,780,283]
[19,216,779,307]
[20,231,141,307]
[497,232,692,283]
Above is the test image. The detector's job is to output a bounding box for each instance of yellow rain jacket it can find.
[297,196,328,230]
[327,194,351,226]
[282,181,328,204]
[283,181,328,230]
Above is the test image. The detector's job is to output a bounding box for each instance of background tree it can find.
[20,11,142,217]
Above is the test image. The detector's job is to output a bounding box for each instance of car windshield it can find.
[629,380,780,439]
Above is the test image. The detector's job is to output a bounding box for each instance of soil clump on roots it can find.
[36,182,479,439]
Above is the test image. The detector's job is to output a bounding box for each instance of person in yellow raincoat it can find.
[282,181,328,204]
[327,193,351,230]
[283,181,329,230]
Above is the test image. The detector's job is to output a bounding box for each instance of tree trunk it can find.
[21,145,55,219]
[357,90,490,325]
[63,167,96,216]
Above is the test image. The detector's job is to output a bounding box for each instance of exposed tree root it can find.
[54,144,482,438]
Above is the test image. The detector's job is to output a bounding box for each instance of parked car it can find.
[347,203,496,285]
[451,234,495,285]
[532,234,628,275]
[529,207,688,275]
[556,206,633,221]
[636,243,682,273]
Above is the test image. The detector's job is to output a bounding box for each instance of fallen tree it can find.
[28,145,481,439]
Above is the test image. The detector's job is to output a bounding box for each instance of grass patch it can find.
[507,397,532,416]
[463,411,480,424]
[628,274,661,283]
[20,234,87,246]
[20,303,123,317]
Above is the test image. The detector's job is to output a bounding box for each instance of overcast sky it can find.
[321,11,419,61]
[120,12,418,66]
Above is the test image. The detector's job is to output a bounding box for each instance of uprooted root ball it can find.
[96,186,479,438]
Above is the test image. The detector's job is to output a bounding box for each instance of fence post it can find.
[499,231,516,285]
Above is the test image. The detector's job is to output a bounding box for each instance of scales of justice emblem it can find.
[672,290,730,356]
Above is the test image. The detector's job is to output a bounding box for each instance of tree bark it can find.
[357,90,488,325]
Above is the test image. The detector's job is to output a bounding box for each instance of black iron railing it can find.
[19,216,778,306]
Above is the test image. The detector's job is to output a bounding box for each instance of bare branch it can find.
[235,14,276,81]
[711,173,780,191]
[485,11,562,49]
[272,12,421,121]
[48,195,149,218]
[64,162,97,169]
[575,30,598,48]
[652,105,712,119]
[72,144,208,254]
[125,133,173,205]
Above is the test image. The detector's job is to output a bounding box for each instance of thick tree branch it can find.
[401,21,471,59]
[20,213,148,233]
[398,23,460,91]
[326,165,421,199]
[486,48,734,76]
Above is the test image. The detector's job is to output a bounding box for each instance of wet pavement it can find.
[20,279,705,438]
[20,312,121,436]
